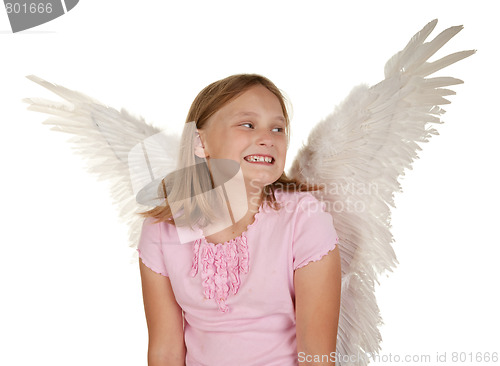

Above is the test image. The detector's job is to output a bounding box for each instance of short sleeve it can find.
[292,196,339,270]
[137,217,169,277]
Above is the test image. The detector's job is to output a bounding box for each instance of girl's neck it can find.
[202,189,263,245]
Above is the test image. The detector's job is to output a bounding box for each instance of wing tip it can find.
[25,74,42,83]
[25,74,53,88]
[21,97,33,105]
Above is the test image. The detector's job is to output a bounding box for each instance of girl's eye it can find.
[240,123,284,132]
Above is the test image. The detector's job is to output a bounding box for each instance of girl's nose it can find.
[255,129,274,146]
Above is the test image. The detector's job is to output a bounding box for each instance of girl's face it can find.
[198,85,287,189]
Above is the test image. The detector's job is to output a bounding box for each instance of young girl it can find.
[137,74,341,366]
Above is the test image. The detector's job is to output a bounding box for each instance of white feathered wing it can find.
[289,19,474,365]
[24,75,180,260]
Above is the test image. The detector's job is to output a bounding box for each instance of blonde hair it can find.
[139,74,321,225]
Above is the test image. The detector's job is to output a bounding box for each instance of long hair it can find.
[138,74,321,225]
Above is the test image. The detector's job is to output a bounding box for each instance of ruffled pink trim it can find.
[189,241,200,277]
[295,236,340,270]
[189,205,263,313]
[137,249,168,277]
[190,236,251,313]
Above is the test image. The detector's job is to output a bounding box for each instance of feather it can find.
[289,20,474,365]
[24,75,169,259]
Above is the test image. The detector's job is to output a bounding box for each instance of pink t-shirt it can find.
[137,190,339,366]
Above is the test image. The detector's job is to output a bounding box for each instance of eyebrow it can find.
[232,111,285,123]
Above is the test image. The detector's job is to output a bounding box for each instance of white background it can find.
[1,1,498,365]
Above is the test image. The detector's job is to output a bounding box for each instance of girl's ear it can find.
[194,130,207,158]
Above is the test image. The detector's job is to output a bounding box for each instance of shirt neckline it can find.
[199,202,266,246]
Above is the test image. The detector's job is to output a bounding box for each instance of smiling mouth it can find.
[244,155,275,164]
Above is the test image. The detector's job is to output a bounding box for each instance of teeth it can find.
[246,155,273,163]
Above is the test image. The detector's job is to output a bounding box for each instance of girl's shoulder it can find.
[141,216,186,245]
